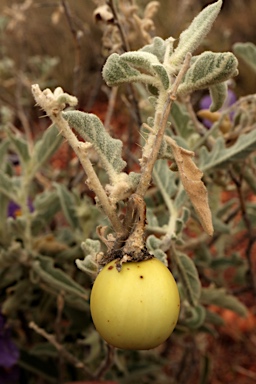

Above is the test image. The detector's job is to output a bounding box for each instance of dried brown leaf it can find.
[166,137,213,235]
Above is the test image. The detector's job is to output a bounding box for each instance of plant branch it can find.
[29,321,94,379]
[135,53,192,198]
[31,85,124,235]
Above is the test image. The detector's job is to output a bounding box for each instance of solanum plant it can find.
[30,0,250,350]
[1,0,256,381]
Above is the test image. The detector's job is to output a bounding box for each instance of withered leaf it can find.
[166,137,213,236]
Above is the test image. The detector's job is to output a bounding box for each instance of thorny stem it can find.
[135,53,192,198]
[31,85,124,235]
[29,321,94,379]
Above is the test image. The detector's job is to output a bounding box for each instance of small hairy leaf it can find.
[182,305,206,329]
[63,111,126,183]
[152,64,169,89]
[76,239,101,277]
[178,51,238,95]
[200,287,248,316]
[103,51,169,90]
[121,51,160,71]
[177,253,201,306]
[140,36,170,63]
[55,183,80,229]
[0,139,9,168]
[172,0,223,66]
[32,256,89,309]
[8,133,30,164]
[82,238,101,255]
[102,53,152,87]
[205,309,224,326]
[153,159,178,197]
[32,190,61,229]
[32,124,63,174]
[209,82,228,112]
[0,170,16,200]
[233,42,256,72]
[200,129,256,172]
[169,101,194,139]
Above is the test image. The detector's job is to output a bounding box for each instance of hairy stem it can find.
[136,53,192,197]
[31,85,124,235]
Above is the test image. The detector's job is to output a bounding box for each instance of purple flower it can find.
[199,89,237,128]
[7,200,34,219]
[0,314,19,369]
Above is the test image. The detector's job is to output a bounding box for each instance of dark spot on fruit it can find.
[108,266,114,270]
[127,267,130,270]
[140,275,144,279]
[107,320,110,322]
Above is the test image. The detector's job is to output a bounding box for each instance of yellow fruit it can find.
[90,257,180,350]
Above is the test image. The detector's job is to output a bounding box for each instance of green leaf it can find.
[172,0,223,66]
[181,305,206,329]
[63,110,126,183]
[102,53,140,86]
[140,36,170,63]
[31,255,89,310]
[200,129,256,172]
[31,123,63,174]
[103,51,168,90]
[152,64,169,89]
[205,308,224,326]
[76,239,101,277]
[0,170,16,200]
[32,190,61,229]
[169,101,194,139]
[177,253,201,306]
[121,51,160,71]
[209,82,228,112]
[200,287,248,316]
[55,183,80,229]
[233,42,256,72]
[177,51,238,95]
[153,159,178,197]
[8,132,30,164]
[0,139,9,168]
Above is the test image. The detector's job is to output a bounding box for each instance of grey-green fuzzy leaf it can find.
[177,51,238,95]
[209,82,228,112]
[0,139,9,169]
[152,64,169,89]
[140,37,170,63]
[200,129,256,172]
[233,42,256,72]
[32,255,88,300]
[0,170,16,200]
[55,183,80,229]
[102,53,141,86]
[177,253,201,306]
[153,159,178,198]
[63,111,126,182]
[200,287,247,316]
[8,133,30,164]
[32,124,63,174]
[172,0,223,66]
